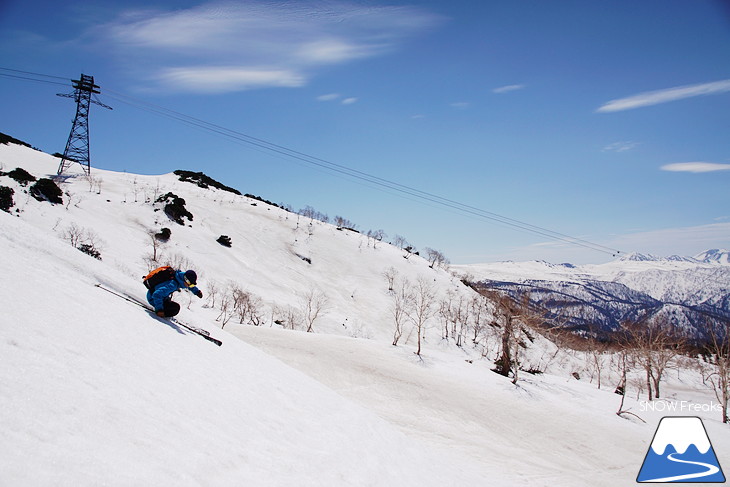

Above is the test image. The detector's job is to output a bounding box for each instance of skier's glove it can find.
[196,290,203,299]
[156,310,166,317]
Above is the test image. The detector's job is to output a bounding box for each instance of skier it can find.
[145,268,203,317]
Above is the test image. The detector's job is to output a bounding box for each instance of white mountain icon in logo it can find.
[637,416,725,483]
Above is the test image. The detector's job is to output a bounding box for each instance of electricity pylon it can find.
[57,74,112,176]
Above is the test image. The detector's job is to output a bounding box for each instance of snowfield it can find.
[1,207,485,486]
[1,141,728,486]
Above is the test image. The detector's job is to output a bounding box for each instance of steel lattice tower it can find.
[57,74,112,176]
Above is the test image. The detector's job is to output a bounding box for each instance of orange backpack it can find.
[143,266,175,290]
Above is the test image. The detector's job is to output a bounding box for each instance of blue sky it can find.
[1,0,729,264]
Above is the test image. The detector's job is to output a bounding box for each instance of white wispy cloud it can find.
[492,84,525,94]
[156,67,306,93]
[661,162,730,173]
[602,141,639,153]
[316,93,357,105]
[597,79,730,112]
[317,93,341,102]
[95,1,442,93]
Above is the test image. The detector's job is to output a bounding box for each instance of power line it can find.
[102,88,620,256]
[0,67,70,81]
[1,67,622,257]
[0,72,70,87]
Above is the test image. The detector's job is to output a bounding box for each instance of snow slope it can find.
[0,203,486,486]
[0,141,470,343]
[2,141,728,486]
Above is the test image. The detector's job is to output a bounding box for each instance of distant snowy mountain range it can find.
[456,250,730,337]
[619,249,730,265]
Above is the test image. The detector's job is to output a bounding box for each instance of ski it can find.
[95,283,222,346]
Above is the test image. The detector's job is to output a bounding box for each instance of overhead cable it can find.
[1,67,622,256]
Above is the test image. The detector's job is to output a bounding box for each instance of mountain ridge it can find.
[455,251,730,336]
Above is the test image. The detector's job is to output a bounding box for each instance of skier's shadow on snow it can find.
[148,313,188,336]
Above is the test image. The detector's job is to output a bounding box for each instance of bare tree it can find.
[613,347,646,422]
[334,215,356,231]
[701,317,730,423]
[480,291,541,384]
[281,305,302,331]
[230,285,248,324]
[424,247,450,270]
[298,205,315,220]
[621,318,682,400]
[393,234,408,250]
[406,277,435,356]
[438,292,453,340]
[301,289,329,333]
[146,229,168,263]
[469,294,489,346]
[231,287,265,326]
[383,267,398,293]
[164,252,195,272]
[586,344,609,390]
[436,291,468,346]
[61,222,104,259]
[390,278,412,346]
[80,229,104,259]
[85,174,103,194]
[451,295,469,347]
[132,176,140,203]
[204,280,220,309]
[62,222,84,248]
[482,290,518,381]
[216,288,235,329]
[367,229,386,248]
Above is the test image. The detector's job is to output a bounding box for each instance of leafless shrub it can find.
[301,289,329,333]
[391,277,412,346]
[406,277,435,356]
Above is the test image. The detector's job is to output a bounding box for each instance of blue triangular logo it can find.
[637,416,726,483]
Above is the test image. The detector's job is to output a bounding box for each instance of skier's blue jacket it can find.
[146,270,201,311]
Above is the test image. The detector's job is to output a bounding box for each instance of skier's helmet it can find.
[184,270,197,287]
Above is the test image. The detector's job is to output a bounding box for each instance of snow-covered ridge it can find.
[455,249,730,334]
[619,249,730,265]
[695,248,730,265]
[0,140,470,342]
[456,249,730,301]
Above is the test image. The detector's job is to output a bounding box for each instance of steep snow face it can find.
[0,142,473,343]
[0,188,489,486]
